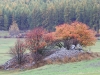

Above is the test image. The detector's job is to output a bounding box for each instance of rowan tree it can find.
[71,21,96,47]
[26,27,55,62]
[54,21,96,49]
[54,23,77,49]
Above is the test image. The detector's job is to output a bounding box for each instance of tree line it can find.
[0,0,100,32]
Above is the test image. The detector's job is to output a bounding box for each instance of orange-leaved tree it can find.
[71,21,96,47]
[54,23,78,49]
[25,27,55,62]
[54,21,96,49]
[54,23,71,40]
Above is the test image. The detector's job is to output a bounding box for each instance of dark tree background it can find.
[0,0,100,33]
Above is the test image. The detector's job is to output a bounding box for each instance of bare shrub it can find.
[10,39,26,65]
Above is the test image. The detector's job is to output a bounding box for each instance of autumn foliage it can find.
[26,21,96,51]
[71,22,96,46]
[54,21,96,47]
[7,21,97,69]
[24,21,97,62]
[26,27,55,54]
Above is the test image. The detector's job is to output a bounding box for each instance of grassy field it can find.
[0,38,100,75]
[1,58,100,75]
[0,38,16,65]
[89,40,100,52]
[83,40,100,52]
[0,31,9,37]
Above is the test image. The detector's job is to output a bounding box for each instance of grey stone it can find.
[44,48,84,61]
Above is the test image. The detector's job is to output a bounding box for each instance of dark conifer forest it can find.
[0,0,100,32]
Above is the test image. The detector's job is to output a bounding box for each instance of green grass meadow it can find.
[0,38,100,75]
[0,31,9,37]
[0,38,16,65]
[89,40,100,52]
